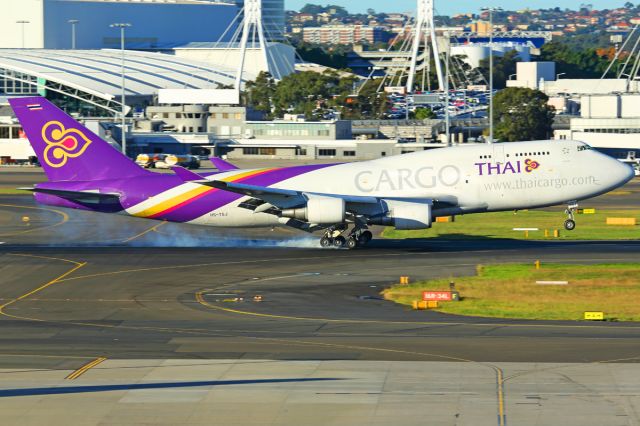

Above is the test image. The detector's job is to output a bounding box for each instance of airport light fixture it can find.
[110,23,131,155]
[481,6,503,144]
[68,20,79,49]
[444,31,451,147]
[16,20,30,49]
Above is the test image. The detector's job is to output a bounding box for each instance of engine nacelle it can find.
[370,199,432,230]
[281,196,346,224]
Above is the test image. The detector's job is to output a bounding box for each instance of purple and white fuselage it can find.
[9,97,635,248]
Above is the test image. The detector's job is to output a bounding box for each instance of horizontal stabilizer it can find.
[20,187,121,203]
[171,166,204,182]
[210,157,239,171]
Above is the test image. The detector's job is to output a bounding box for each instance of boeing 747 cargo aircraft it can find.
[9,97,635,248]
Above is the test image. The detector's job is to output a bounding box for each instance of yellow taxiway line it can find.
[65,357,107,380]
[121,221,167,243]
[0,254,86,319]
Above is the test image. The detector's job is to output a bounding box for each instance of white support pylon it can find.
[235,0,270,90]
[406,0,445,93]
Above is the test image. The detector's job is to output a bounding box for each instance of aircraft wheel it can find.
[333,236,347,248]
[359,231,373,245]
[564,219,576,231]
[346,237,359,250]
[320,237,332,248]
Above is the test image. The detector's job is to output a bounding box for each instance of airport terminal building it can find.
[2,0,287,50]
[1,0,245,50]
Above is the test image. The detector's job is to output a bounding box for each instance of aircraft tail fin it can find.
[9,96,148,182]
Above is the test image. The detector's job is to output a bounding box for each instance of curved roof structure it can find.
[0,49,255,114]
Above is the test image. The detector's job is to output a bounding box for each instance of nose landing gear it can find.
[564,202,578,231]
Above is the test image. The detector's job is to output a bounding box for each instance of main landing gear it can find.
[564,202,578,231]
[319,225,373,249]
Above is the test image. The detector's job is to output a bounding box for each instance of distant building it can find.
[469,21,493,35]
[507,62,556,90]
[292,13,315,23]
[303,25,389,45]
[0,0,239,49]
[507,62,640,95]
[554,94,640,159]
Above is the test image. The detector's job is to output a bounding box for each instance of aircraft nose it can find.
[611,158,635,188]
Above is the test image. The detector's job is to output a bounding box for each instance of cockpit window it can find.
[577,145,592,152]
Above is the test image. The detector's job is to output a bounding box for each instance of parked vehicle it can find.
[136,154,200,170]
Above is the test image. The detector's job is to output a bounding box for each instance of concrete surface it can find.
[1,360,639,426]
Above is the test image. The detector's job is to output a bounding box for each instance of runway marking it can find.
[54,254,640,286]
[53,254,416,284]
[65,357,107,380]
[121,221,167,243]
[0,353,98,360]
[0,254,86,319]
[494,366,506,426]
[0,203,69,237]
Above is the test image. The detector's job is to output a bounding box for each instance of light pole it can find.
[481,7,502,144]
[68,19,79,49]
[444,32,451,147]
[110,23,131,156]
[16,20,30,49]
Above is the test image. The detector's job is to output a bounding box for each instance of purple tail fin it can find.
[9,97,148,182]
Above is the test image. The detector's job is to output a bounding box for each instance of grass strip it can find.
[383,210,640,241]
[0,188,31,195]
[383,263,640,321]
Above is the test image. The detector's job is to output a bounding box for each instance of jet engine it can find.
[370,199,433,230]
[281,196,346,224]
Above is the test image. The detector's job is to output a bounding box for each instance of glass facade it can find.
[247,123,335,139]
[0,70,38,95]
[235,0,285,41]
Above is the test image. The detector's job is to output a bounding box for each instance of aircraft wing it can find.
[197,180,458,232]
[20,187,121,204]
[204,180,379,210]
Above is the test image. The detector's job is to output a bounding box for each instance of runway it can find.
[1,182,640,425]
[1,194,640,369]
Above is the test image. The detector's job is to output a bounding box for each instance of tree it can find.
[539,41,611,78]
[294,42,350,69]
[300,4,324,14]
[493,87,555,142]
[412,107,437,120]
[244,72,277,118]
[478,50,520,90]
[244,71,390,121]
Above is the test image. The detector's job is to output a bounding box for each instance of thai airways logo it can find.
[475,159,541,176]
[41,121,92,168]
[524,159,540,173]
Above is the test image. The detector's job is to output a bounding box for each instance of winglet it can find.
[210,157,239,171]
[171,166,204,182]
